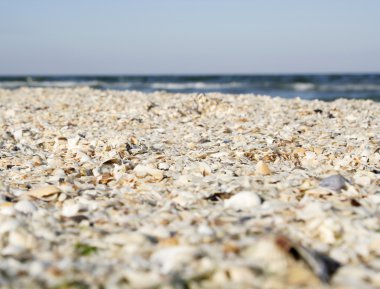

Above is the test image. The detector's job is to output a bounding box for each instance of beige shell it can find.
[255,160,272,175]
[25,185,61,201]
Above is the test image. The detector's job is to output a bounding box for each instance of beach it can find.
[1,87,380,288]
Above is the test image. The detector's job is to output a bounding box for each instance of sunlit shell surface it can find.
[0,87,379,289]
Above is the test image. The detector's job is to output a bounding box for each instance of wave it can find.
[150,81,244,90]
[318,84,380,92]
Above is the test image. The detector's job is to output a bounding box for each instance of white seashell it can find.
[2,245,25,256]
[318,218,341,244]
[244,237,288,273]
[0,220,20,234]
[0,203,15,216]
[224,191,261,210]
[133,164,163,180]
[353,173,372,187]
[8,231,29,248]
[46,157,63,168]
[297,201,325,220]
[266,137,274,145]
[228,266,257,284]
[67,136,80,150]
[13,129,23,140]
[198,162,212,176]
[11,189,27,197]
[158,162,170,170]
[210,151,228,158]
[124,271,161,289]
[61,200,80,217]
[105,233,146,245]
[172,190,197,207]
[150,246,200,273]
[197,224,214,236]
[58,193,67,202]
[14,200,37,214]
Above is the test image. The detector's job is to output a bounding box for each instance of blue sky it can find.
[0,0,379,74]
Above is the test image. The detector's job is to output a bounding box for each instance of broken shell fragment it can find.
[255,161,271,175]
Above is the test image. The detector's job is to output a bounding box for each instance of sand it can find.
[0,87,379,289]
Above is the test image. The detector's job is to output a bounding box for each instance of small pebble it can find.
[319,174,348,192]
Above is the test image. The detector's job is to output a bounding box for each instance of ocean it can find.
[1,74,380,101]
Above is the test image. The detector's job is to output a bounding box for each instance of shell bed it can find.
[0,88,379,289]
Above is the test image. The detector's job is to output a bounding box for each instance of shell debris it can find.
[0,88,379,288]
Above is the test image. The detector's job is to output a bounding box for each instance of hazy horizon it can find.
[1,0,380,75]
[1,72,380,77]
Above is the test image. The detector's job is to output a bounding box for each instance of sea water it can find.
[1,74,379,101]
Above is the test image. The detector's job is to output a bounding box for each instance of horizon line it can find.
[1,71,380,77]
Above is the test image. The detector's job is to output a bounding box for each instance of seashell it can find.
[296,201,325,220]
[61,200,80,217]
[150,246,201,273]
[67,136,80,150]
[157,162,170,170]
[245,235,341,283]
[133,164,152,178]
[319,174,348,192]
[244,236,289,273]
[318,218,341,244]
[31,155,43,166]
[58,193,67,202]
[13,129,23,140]
[353,173,372,187]
[293,147,306,156]
[198,162,212,176]
[133,164,163,180]
[224,191,261,210]
[197,224,214,236]
[255,160,271,175]
[104,233,146,246]
[14,200,37,214]
[124,271,161,289]
[25,185,61,201]
[172,190,197,207]
[94,158,121,176]
[0,202,15,216]
[3,230,37,255]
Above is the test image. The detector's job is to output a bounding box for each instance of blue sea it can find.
[1,74,380,101]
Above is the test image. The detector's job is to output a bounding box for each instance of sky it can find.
[0,0,379,75]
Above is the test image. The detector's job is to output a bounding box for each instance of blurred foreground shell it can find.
[245,235,341,285]
[275,235,341,283]
[24,185,61,201]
